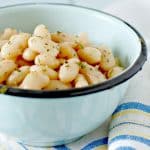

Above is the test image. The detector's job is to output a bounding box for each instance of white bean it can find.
[51,32,74,43]
[30,65,58,80]
[99,45,116,71]
[0,28,17,40]
[75,74,88,88]
[10,33,30,49]
[28,36,58,53]
[45,80,70,90]
[28,36,47,53]
[77,47,101,65]
[7,66,30,86]
[34,24,51,39]
[35,52,60,69]
[23,48,37,61]
[1,42,21,59]
[107,66,123,79]
[1,33,30,59]
[59,43,78,58]
[20,72,50,90]
[59,62,79,83]
[75,32,89,47]
[0,60,17,83]
[80,62,106,84]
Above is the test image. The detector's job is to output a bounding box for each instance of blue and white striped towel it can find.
[109,99,150,150]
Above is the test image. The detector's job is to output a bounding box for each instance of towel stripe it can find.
[81,137,108,150]
[109,129,150,140]
[54,145,70,150]
[109,135,150,146]
[109,121,150,131]
[113,102,150,114]
[18,142,29,150]
[95,145,107,150]
[116,146,136,150]
[112,109,150,120]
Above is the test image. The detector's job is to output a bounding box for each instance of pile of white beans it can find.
[0,24,123,90]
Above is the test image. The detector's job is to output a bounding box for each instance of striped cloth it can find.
[0,99,149,150]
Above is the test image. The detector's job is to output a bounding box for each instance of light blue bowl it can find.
[0,3,147,147]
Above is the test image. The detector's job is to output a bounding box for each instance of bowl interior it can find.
[0,3,141,68]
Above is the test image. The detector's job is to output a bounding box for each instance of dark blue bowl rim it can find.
[0,3,147,98]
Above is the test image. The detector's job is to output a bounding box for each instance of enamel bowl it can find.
[0,3,147,147]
